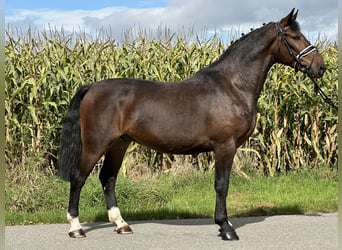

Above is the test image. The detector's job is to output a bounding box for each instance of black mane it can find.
[202,19,301,71]
[204,22,274,69]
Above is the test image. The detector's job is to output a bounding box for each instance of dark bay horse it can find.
[58,9,325,241]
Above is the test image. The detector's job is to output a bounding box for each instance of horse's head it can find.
[274,9,326,78]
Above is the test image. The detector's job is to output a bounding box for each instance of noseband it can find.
[275,23,317,73]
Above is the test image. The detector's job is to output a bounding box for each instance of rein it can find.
[275,23,337,112]
[308,76,338,111]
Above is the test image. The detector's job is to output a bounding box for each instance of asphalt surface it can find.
[5,213,338,250]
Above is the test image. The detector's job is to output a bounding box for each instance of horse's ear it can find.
[292,9,298,21]
[279,8,298,28]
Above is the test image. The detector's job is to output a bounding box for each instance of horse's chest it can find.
[212,107,256,144]
[235,112,257,146]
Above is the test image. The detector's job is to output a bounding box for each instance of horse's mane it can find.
[203,19,300,70]
[204,23,272,68]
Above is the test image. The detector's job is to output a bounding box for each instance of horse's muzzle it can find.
[318,64,326,78]
[305,62,326,78]
[311,63,326,78]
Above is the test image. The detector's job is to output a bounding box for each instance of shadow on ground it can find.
[83,205,304,234]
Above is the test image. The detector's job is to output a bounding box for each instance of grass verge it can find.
[5,168,337,225]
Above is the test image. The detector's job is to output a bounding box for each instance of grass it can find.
[5,167,337,225]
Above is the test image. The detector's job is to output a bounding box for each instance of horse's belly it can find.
[126,123,213,154]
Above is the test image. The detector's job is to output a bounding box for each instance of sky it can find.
[5,0,338,42]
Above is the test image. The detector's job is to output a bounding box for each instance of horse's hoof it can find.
[68,229,86,238]
[220,230,239,241]
[116,225,133,234]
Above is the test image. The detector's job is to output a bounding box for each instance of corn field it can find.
[5,28,338,177]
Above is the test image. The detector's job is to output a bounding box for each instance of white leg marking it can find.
[108,207,128,228]
[67,212,82,232]
[228,220,233,227]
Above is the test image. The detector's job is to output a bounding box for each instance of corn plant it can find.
[5,28,337,177]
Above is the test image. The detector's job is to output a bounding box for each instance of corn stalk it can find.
[5,29,337,176]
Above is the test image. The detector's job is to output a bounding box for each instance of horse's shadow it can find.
[82,216,263,235]
[83,205,304,234]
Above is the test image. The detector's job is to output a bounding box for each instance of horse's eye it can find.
[293,35,301,41]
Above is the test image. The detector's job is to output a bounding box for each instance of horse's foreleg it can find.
[100,140,132,234]
[214,145,239,241]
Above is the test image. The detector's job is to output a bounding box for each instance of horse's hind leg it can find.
[99,139,132,234]
[67,144,106,238]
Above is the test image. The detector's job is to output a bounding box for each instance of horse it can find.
[58,9,326,241]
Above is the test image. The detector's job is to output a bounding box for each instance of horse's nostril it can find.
[320,64,326,72]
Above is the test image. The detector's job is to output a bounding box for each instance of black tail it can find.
[58,84,93,181]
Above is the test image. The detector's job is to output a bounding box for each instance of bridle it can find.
[275,22,337,111]
[275,22,317,74]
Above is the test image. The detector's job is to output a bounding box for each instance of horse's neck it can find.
[208,24,277,103]
[234,51,275,97]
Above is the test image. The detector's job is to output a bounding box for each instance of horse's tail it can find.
[58,84,93,182]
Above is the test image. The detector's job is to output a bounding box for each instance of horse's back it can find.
[79,78,218,153]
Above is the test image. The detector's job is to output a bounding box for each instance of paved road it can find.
[5,213,338,250]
